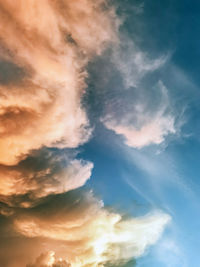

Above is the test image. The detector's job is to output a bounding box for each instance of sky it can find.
[0,0,200,266]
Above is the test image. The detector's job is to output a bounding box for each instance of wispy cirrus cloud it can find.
[111,39,168,88]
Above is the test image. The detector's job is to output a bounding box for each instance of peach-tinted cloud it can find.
[104,114,175,148]
[0,0,119,165]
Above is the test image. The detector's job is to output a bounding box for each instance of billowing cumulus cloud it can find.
[103,81,177,148]
[0,0,120,165]
[12,192,171,267]
[0,0,117,207]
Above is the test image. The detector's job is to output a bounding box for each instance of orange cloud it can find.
[0,0,119,165]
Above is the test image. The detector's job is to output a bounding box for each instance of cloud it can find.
[102,81,177,148]
[104,113,175,148]
[13,192,171,267]
[0,1,171,266]
[0,149,93,207]
[0,0,120,165]
[27,251,56,267]
[112,38,168,88]
[27,251,70,267]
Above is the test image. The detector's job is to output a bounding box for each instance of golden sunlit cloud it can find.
[27,251,69,267]
[14,192,171,267]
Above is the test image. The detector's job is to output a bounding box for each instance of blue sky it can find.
[79,1,200,266]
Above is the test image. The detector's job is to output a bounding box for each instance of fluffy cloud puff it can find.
[102,81,176,148]
[0,149,93,207]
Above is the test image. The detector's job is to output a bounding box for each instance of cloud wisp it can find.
[111,39,168,88]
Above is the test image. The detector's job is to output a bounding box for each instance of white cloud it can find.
[103,81,177,148]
